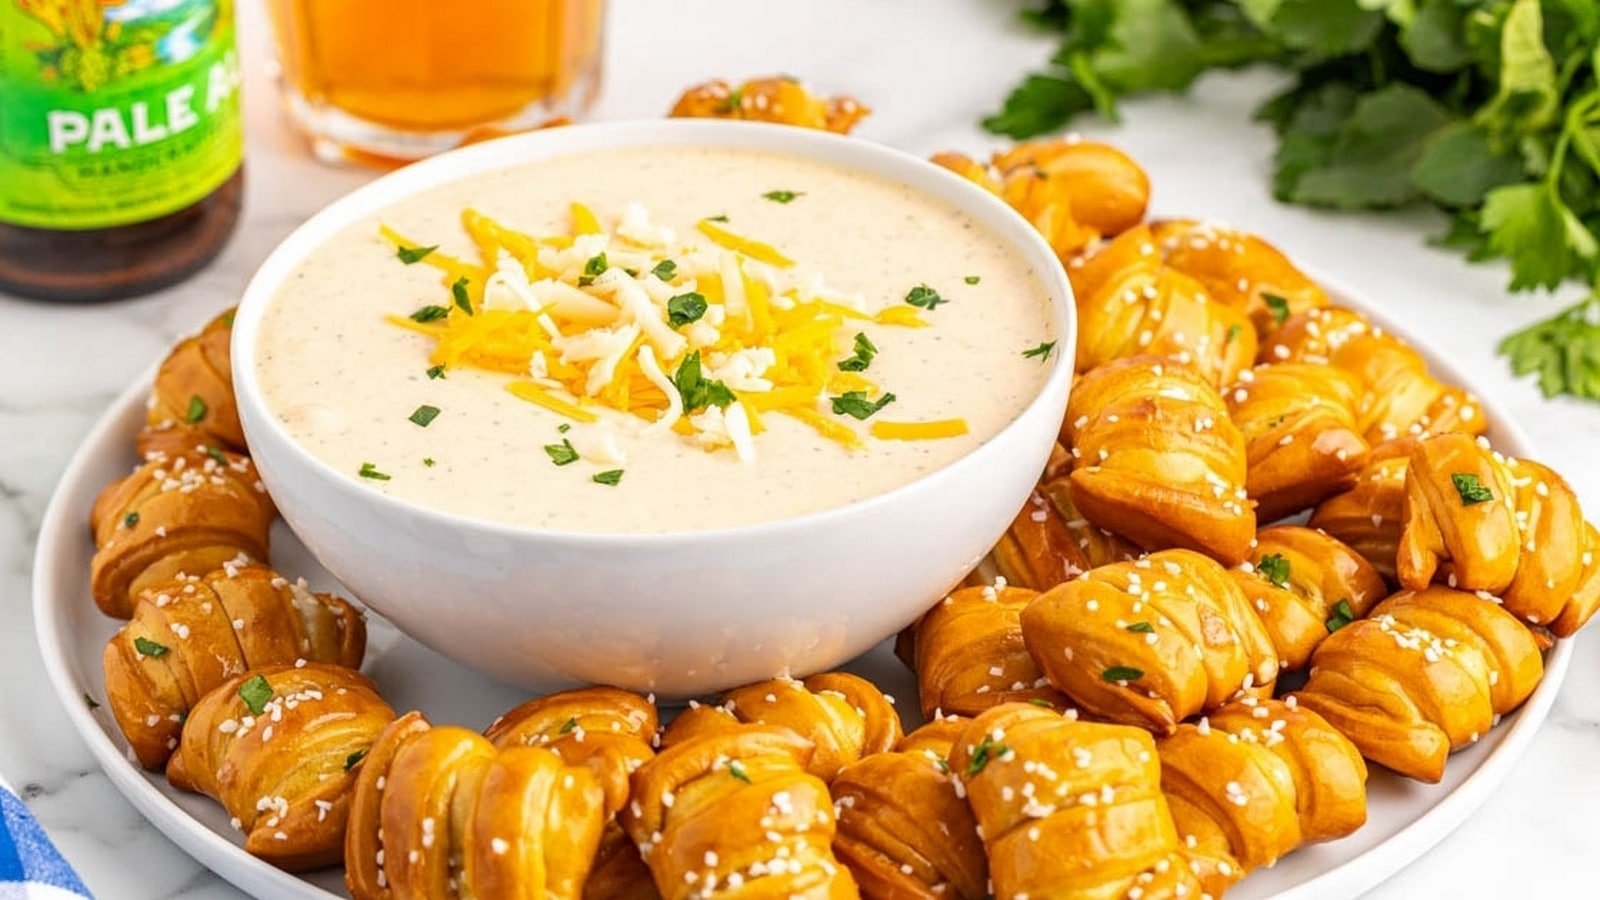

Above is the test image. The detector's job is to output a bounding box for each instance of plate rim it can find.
[32,276,1573,900]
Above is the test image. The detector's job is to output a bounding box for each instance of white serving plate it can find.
[34,281,1569,899]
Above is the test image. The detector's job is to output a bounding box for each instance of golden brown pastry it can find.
[1229,525,1387,670]
[345,711,607,899]
[1226,362,1369,521]
[1398,432,1600,634]
[1206,698,1368,844]
[622,725,857,898]
[1021,549,1278,734]
[89,448,275,618]
[659,672,901,781]
[138,308,245,458]
[994,446,1144,591]
[668,76,868,133]
[1307,440,1413,581]
[902,583,1068,720]
[167,664,395,872]
[832,726,987,898]
[1152,219,1330,337]
[1266,305,1486,446]
[934,139,1150,261]
[1290,586,1545,782]
[485,687,660,900]
[1063,356,1256,564]
[1069,225,1258,387]
[104,563,367,769]
[948,703,1201,899]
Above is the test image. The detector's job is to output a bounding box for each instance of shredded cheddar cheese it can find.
[382,201,967,462]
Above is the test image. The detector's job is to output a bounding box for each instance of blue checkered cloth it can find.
[0,776,89,900]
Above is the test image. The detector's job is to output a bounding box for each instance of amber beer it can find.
[265,0,606,164]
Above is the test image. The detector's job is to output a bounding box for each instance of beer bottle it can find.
[0,0,244,302]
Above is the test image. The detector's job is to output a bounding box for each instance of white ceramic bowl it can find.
[231,120,1075,697]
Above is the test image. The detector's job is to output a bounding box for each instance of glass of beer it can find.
[265,0,605,165]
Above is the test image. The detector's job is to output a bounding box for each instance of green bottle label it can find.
[0,0,242,230]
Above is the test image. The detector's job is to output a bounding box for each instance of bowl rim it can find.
[230,119,1077,546]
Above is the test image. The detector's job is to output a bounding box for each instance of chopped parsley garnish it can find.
[558,716,579,734]
[1028,698,1055,707]
[965,275,981,285]
[344,749,367,771]
[123,511,139,528]
[410,305,449,323]
[1452,472,1495,505]
[1325,598,1357,633]
[133,636,168,658]
[728,759,751,782]
[837,332,877,372]
[935,757,950,774]
[667,292,709,327]
[965,735,1010,777]
[762,190,803,203]
[705,214,730,223]
[221,310,236,327]
[1022,340,1057,361]
[204,444,227,465]
[184,395,207,424]
[905,284,947,310]
[717,88,743,114]
[673,352,736,412]
[83,692,100,710]
[426,365,446,380]
[831,390,896,420]
[408,405,440,428]
[396,244,437,264]
[579,253,609,286]
[1226,324,1242,345]
[1263,293,1291,325]
[238,674,273,716]
[358,462,391,481]
[1102,665,1144,682]
[651,259,678,282]
[423,457,436,467]
[451,276,473,315]
[544,439,579,466]
[558,423,571,433]
[593,469,624,486]
[1126,621,1155,634]
[1257,553,1291,588]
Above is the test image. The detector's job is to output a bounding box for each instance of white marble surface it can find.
[3,0,1597,897]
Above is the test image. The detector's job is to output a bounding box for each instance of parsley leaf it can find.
[728,759,751,782]
[582,253,609,286]
[1262,294,1291,325]
[905,284,947,310]
[1480,183,1598,291]
[558,716,579,734]
[185,395,207,424]
[408,405,440,427]
[593,469,624,486]
[673,352,736,412]
[238,674,273,716]
[133,636,168,658]
[965,275,981,285]
[358,462,391,481]
[423,457,436,467]
[204,444,227,465]
[544,439,579,466]
[410,305,449,323]
[1500,298,1600,401]
[830,390,896,420]
[1257,553,1291,587]
[965,734,1010,777]
[1022,340,1057,361]
[762,190,803,203]
[396,244,437,264]
[1226,323,1243,345]
[651,260,678,281]
[1126,621,1155,633]
[667,292,708,327]
[837,332,878,372]
[123,511,139,528]
[1102,665,1144,682]
[1451,472,1495,505]
[1325,598,1357,633]
[451,277,473,316]
[1028,697,1055,707]
[345,749,367,771]
[427,365,446,379]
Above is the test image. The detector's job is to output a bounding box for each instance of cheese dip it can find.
[256,146,1056,532]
